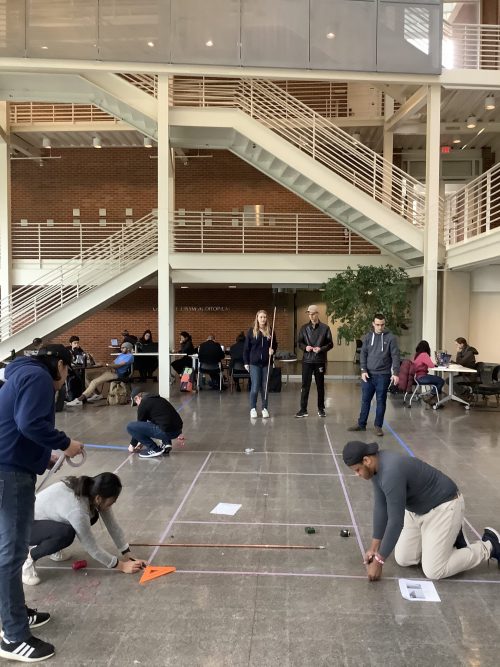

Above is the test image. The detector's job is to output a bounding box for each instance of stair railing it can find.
[0,213,157,343]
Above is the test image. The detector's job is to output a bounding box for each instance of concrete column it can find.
[422,84,441,352]
[157,75,170,398]
[0,102,12,343]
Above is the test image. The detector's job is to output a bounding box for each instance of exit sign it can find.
[441,146,451,154]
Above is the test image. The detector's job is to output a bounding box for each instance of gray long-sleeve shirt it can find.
[372,451,458,559]
[35,481,129,568]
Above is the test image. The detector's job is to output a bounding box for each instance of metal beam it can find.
[10,133,40,157]
[385,86,428,132]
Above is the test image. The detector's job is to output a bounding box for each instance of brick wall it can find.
[45,287,296,360]
[11,148,157,224]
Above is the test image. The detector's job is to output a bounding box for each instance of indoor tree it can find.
[323,264,411,343]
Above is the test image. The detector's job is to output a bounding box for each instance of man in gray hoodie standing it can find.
[348,313,400,436]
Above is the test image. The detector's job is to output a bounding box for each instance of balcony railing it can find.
[444,164,500,247]
[172,211,380,255]
[443,21,500,70]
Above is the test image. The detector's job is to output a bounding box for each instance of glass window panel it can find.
[171,0,240,66]
[241,0,308,68]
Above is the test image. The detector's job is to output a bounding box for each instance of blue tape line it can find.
[83,444,129,451]
[382,421,416,457]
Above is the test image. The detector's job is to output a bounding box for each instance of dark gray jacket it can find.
[360,329,400,375]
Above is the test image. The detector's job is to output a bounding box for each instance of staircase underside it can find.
[170,108,424,266]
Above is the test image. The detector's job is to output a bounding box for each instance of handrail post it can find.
[486,171,491,233]
[38,224,42,269]
[60,266,64,307]
[242,214,245,254]
[464,188,469,240]
[250,79,253,118]
[312,116,316,159]
[295,214,299,254]
[348,230,352,255]
[200,212,204,253]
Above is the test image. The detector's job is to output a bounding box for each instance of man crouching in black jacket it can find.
[295,305,334,418]
[127,390,184,459]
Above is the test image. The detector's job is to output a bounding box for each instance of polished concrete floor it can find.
[21,375,500,666]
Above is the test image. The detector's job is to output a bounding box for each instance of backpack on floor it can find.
[107,380,131,405]
[180,367,194,392]
[268,367,282,393]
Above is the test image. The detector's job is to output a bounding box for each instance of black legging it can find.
[171,356,192,376]
[29,512,99,561]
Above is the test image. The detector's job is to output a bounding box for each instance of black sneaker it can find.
[482,527,500,563]
[138,445,163,459]
[162,444,173,457]
[26,608,50,629]
[0,636,55,662]
[453,528,469,550]
[347,425,366,432]
[295,410,308,418]
[318,409,326,418]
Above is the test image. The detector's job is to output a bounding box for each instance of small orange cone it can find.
[139,566,176,584]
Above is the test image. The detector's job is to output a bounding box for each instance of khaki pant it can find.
[83,370,118,398]
[394,495,491,579]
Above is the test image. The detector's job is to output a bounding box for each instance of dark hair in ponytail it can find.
[63,472,122,501]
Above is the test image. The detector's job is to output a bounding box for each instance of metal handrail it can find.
[10,102,119,125]
[118,73,158,98]
[444,163,500,247]
[172,77,426,229]
[443,21,500,70]
[0,213,157,342]
[171,210,379,255]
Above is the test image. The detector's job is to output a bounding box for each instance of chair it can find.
[229,361,250,393]
[470,364,500,407]
[198,361,223,391]
[406,376,440,408]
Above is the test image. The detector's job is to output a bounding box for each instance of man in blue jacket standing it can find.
[0,345,83,663]
[348,313,400,436]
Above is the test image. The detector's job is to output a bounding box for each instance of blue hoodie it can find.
[0,356,70,475]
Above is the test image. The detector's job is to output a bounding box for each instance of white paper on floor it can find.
[399,579,441,602]
[210,502,242,516]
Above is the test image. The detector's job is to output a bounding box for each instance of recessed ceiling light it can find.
[326,32,335,39]
[228,285,237,288]
[452,137,461,144]
[180,286,189,289]
[41,45,48,50]
[466,115,477,129]
[147,41,155,47]
[205,40,214,47]
[485,95,495,110]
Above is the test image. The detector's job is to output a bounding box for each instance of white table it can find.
[276,358,298,387]
[430,363,477,410]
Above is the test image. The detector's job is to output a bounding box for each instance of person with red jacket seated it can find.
[413,340,444,401]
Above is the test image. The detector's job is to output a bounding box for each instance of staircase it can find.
[0,214,158,360]
[170,78,425,265]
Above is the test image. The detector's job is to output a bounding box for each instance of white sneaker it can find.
[65,397,83,407]
[262,408,270,419]
[22,557,40,586]
[250,408,258,419]
[87,393,104,403]
[49,549,71,562]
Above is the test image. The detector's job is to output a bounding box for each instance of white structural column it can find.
[422,84,441,351]
[0,102,12,341]
[157,75,170,398]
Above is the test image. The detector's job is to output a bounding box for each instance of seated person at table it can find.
[66,335,95,366]
[22,472,145,585]
[454,337,478,368]
[198,335,225,388]
[413,340,445,404]
[229,332,247,392]
[171,331,196,376]
[121,329,138,347]
[127,389,184,458]
[135,329,158,381]
[23,337,43,356]
[65,342,134,406]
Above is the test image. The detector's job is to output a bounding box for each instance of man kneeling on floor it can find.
[342,440,500,581]
[127,389,184,459]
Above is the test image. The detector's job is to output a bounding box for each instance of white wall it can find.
[441,270,470,355]
[469,266,500,362]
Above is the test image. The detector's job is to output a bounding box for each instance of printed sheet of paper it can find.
[399,579,441,602]
[210,503,242,516]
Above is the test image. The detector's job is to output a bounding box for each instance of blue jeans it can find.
[249,365,269,410]
[358,374,391,428]
[127,421,182,449]
[0,468,36,642]
[417,374,445,394]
